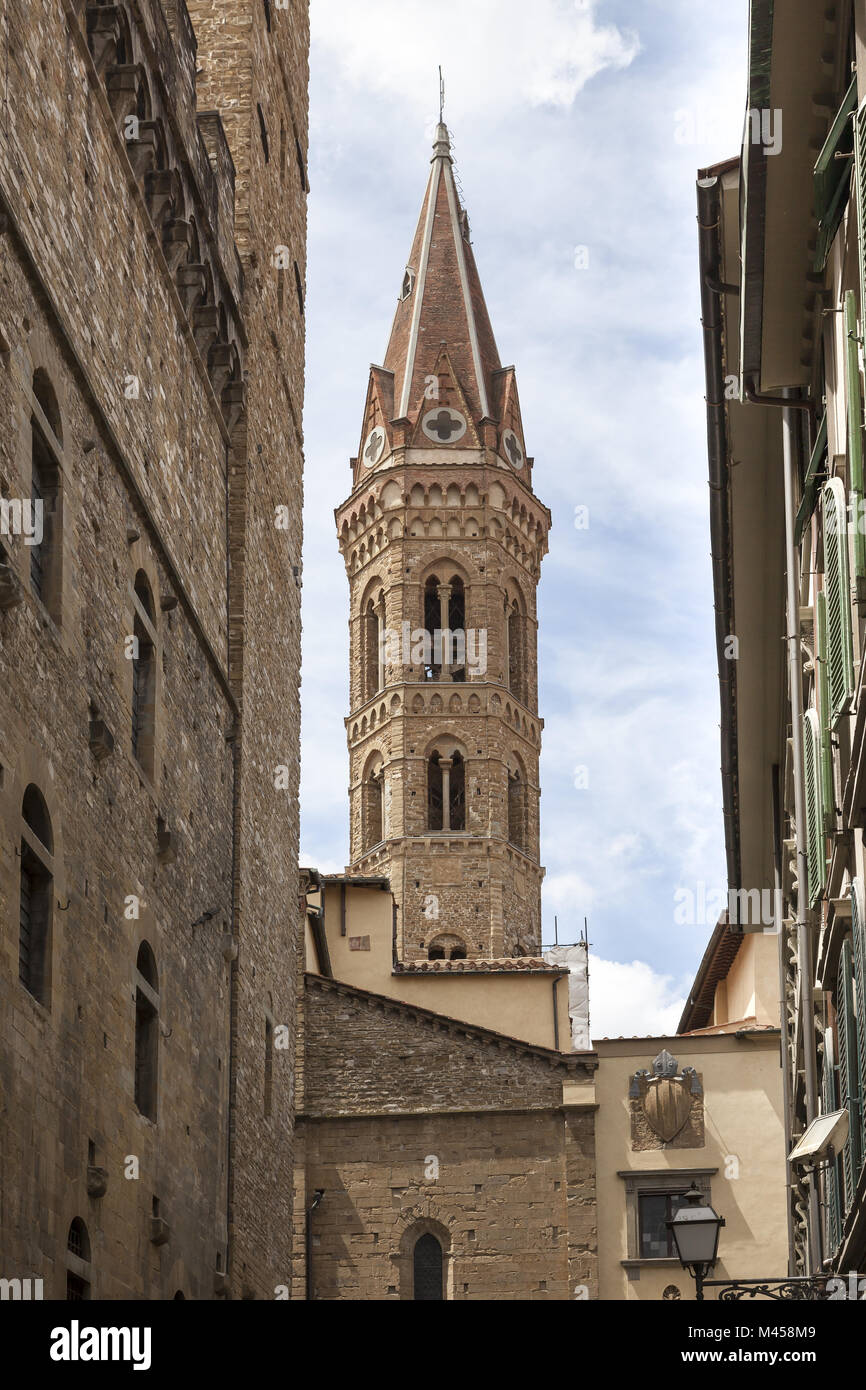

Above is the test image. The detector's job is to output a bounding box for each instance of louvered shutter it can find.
[844,291,866,578]
[803,709,825,906]
[814,77,857,271]
[822,477,855,723]
[816,593,835,832]
[856,96,866,334]
[837,938,861,1211]
[822,1031,843,1256]
[852,879,866,1164]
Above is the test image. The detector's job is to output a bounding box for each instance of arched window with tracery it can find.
[19,784,54,1005]
[428,749,465,832]
[131,571,157,777]
[427,933,468,961]
[30,370,63,623]
[134,941,159,1121]
[362,754,384,851]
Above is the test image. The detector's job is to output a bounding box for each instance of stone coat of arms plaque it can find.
[629,1049,704,1150]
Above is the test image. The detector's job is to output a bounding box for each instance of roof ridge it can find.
[304,972,596,1069]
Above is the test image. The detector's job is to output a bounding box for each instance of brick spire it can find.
[384,123,501,426]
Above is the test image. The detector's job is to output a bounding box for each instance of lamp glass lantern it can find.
[668,1184,725,1272]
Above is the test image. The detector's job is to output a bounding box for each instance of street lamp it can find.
[668,1183,725,1300]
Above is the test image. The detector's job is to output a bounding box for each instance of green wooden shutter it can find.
[822,477,855,723]
[844,291,866,579]
[795,414,828,544]
[803,709,825,905]
[816,593,835,832]
[837,938,861,1212]
[815,77,857,270]
[856,96,866,328]
[821,1032,843,1256]
[852,879,866,1164]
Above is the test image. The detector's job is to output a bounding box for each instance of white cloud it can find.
[589,956,690,1039]
[311,0,640,124]
[301,0,748,983]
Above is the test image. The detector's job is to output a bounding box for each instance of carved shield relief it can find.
[629,1051,704,1150]
[642,1077,693,1142]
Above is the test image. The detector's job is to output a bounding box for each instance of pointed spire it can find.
[384,122,501,427]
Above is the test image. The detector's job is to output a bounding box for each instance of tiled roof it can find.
[394,956,562,975]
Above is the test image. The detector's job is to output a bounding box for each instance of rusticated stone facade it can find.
[0,0,307,1300]
[336,124,550,963]
[294,976,598,1300]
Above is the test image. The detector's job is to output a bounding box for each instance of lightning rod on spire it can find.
[439,66,444,125]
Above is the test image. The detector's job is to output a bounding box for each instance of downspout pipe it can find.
[697,174,740,896]
[306,1189,324,1300]
[781,389,823,1273]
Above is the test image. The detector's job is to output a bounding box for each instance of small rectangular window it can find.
[638,1191,686,1259]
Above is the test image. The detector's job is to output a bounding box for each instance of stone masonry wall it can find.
[295,977,598,1299]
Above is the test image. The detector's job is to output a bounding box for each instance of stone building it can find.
[0,0,308,1300]
[695,0,866,1276]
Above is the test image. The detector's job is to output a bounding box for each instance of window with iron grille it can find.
[413,1233,443,1300]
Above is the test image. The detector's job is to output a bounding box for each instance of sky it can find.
[299,0,750,1037]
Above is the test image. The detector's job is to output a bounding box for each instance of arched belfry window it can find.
[19,784,54,1005]
[362,590,384,702]
[448,576,466,681]
[131,571,157,777]
[30,369,63,623]
[362,754,384,852]
[134,941,159,1121]
[413,1233,444,1300]
[428,751,444,830]
[428,933,468,961]
[424,575,441,679]
[427,749,465,832]
[508,763,527,851]
[423,573,467,680]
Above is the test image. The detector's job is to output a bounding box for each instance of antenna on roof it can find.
[439,66,445,125]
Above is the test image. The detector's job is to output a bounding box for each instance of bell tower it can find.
[336,123,550,961]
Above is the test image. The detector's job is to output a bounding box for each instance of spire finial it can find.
[439,66,444,125]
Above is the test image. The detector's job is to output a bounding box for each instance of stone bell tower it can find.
[336,123,550,962]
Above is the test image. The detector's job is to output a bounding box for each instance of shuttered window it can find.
[837,938,861,1212]
[822,477,855,723]
[816,593,835,832]
[853,879,866,1165]
[844,291,866,579]
[856,95,866,326]
[803,709,825,906]
[821,1031,843,1256]
[815,76,857,270]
